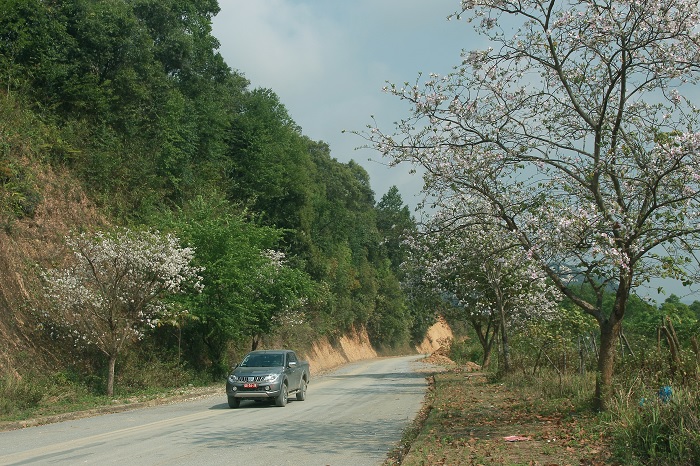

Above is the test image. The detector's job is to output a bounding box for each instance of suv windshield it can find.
[240,353,284,367]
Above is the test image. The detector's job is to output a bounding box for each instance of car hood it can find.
[232,366,283,376]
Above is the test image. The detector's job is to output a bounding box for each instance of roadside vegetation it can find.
[389,298,700,465]
[391,368,606,466]
[0,350,216,425]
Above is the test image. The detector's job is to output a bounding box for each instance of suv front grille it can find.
[241,376,265,382]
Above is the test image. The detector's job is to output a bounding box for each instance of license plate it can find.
[243,383,258,388]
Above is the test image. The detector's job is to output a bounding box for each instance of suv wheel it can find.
[296,379,307,401]
[275,383,288,407]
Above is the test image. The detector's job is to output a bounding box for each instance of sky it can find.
[210,0,472,211]
[210,1,698,304]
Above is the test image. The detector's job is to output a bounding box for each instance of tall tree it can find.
[376,186,415,275]
[304,142,386,330]
[365,0,700,409]
[0,0,234,214]
[225,89,314,235]
[162,195,317,375]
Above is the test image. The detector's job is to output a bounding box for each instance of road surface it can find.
[0,355,435,465]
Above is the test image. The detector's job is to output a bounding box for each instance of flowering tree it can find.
[409,206,560,370]
[365,0,700,409]
[43,228,203,396]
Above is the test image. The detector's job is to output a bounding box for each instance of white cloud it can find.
[213,1,341,94]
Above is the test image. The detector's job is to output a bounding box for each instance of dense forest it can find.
[0,0,432,393]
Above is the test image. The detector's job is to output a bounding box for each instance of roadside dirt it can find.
[303,317,453,375]
[415,317,454,355]
[397,361,611,466]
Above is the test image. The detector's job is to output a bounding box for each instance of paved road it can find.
[0,355,435,465]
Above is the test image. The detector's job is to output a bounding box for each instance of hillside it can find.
[0,162,107,375]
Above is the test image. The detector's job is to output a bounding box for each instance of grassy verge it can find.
[0,372,220,430]
[388,365,611,466]
[604,382,700,465]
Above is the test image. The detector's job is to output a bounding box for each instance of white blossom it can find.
[42,228,203,356]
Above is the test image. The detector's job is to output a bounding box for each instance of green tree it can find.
[303,141,387,331]
[376,186,415,276]
[163,195,317,376]
[367,262,410,348]
[656,295,698,343]
[0,0,69,97]
[0,0,235,216]
[225,89,314,237]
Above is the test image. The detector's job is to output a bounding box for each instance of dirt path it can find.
[398,368,612,466]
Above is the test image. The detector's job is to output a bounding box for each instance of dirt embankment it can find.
[415,316,453,355]
[303,328,378,374]
[0,165,108,376]
[303,317,454,375]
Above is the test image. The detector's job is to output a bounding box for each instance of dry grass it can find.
[389,365,612,466]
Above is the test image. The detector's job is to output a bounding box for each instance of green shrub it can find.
[607,384,700,465]
[111,345,213,396]
[449,338,483,365]
[0,376,44,415]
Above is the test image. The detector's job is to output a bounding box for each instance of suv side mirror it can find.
[288,361,297,368]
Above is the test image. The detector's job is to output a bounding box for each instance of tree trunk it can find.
[482,331,496,369]
[691,336,700,363]
[661,317,682,380]
[107,354,117,397]
[594,318,620,411]
[498,304,511,373]
[593,271,631,411]
[533,346,543,375]
[595,298,631,411]
[620,330,635,357]
[471,318,496,369]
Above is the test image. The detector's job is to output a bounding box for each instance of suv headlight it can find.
[263,374,279,383]
[228,374,238,383]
